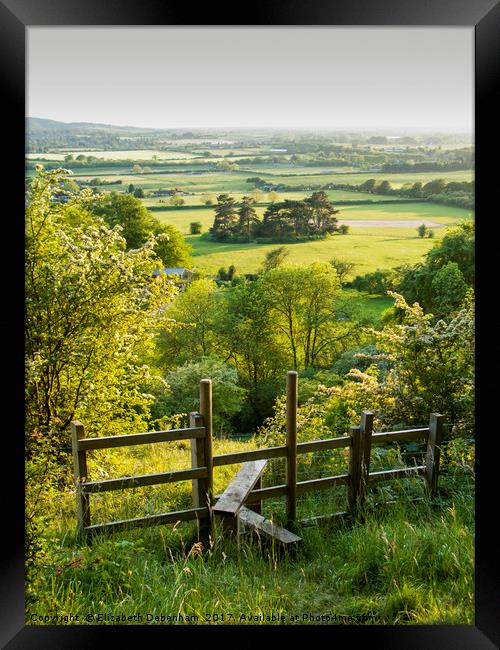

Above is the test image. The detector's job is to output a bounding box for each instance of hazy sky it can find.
[27,27,474,133]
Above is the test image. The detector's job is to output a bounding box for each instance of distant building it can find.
[152,267,193,289]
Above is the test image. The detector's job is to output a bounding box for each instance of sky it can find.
[27,27,474,133]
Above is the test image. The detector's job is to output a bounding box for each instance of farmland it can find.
[27,129,474,279]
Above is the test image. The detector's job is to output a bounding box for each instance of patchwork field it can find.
[27,141,474,281]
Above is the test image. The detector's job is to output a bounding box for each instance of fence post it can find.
[189,411,210,540]
[199,379,214,511]
[347,425,362,517]
[359,411,374,510]
[425,413,444,498]
[286,370,298,527]
[71,421,90,537]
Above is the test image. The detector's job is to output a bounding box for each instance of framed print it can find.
[1,0,499,647]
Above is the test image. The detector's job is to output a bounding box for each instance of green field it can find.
[247,168,474,188]
[27,143,473,280]
[183,227,447,276]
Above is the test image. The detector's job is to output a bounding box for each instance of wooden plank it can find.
[347,425,362,515]
[368,466,426,483]
[425,413,444,497]
[213,446,287,467]
[82,467,208,494]
[84,507,209,535]
[71,421,91,536]
[78,427,206,451]
[286,371,298,526]
[239,507,302,545]
[297,437,351,454]
[370,428,429,445]
[214,460,268,516]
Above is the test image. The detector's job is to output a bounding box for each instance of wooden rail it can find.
[72,372,444,542]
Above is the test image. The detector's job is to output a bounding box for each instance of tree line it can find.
[209,191,341,241]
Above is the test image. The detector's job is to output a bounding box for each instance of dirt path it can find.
[339,219,444,228]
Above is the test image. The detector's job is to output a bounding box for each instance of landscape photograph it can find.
[25,27,475,626]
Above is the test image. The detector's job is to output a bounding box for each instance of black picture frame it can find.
[1,1,498,647]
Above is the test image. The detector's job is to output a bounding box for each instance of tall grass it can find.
[27,436,474,625]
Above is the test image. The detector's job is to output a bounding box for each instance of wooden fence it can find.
[72,372,444,540]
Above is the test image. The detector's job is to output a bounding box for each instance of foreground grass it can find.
[27,437,474,626]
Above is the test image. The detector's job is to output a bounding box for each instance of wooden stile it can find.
[70,372,446,546]
[425,413,444,497]
[71,421,91,537]
[286,371,298,526]
[214,460,268,536]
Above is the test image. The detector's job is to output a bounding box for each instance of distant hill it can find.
[26,117,160,134]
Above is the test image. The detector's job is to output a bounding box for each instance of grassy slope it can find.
[28,437,474,625]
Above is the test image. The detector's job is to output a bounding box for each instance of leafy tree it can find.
[169,194,185,206]
[359,179,377,193]
[329,257,356,284]
[426,222,474,285]
[25,168,176,454]
[376,180,393,194]
[237,196,259,240]
[422,178,447,196]
[134,187,145,198]
[190,221,203,234]
[261,246,290,273]
[418,223,428,238]
[128,183,135,193]
[157,278,223,366]
[210,194,238,241]
[337,224,349,235]
[304,191,340,234]
[430,262,468,319]
[132,164,143,174]
[372,291,474,430]
[260,263,342,369]
[397,222,474,313]
[90,192,191,266]
[164,357,247,435]
[153,222,192,268]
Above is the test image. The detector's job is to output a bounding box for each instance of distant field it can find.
[251,169,474,188]
[26,149,201,161]
[155,201,472,235]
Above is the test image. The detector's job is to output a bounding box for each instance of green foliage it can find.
[371,291,474,430]
[397,221,474,314]
[260,263,345,370]
[157,278,224,367]
[25,169,177,452]
[91,192,191,267]
[329,257,356,283]
[351,269,397,294]
[164,358,247,435]
[260,246,290,273]
[190,221,203,234]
